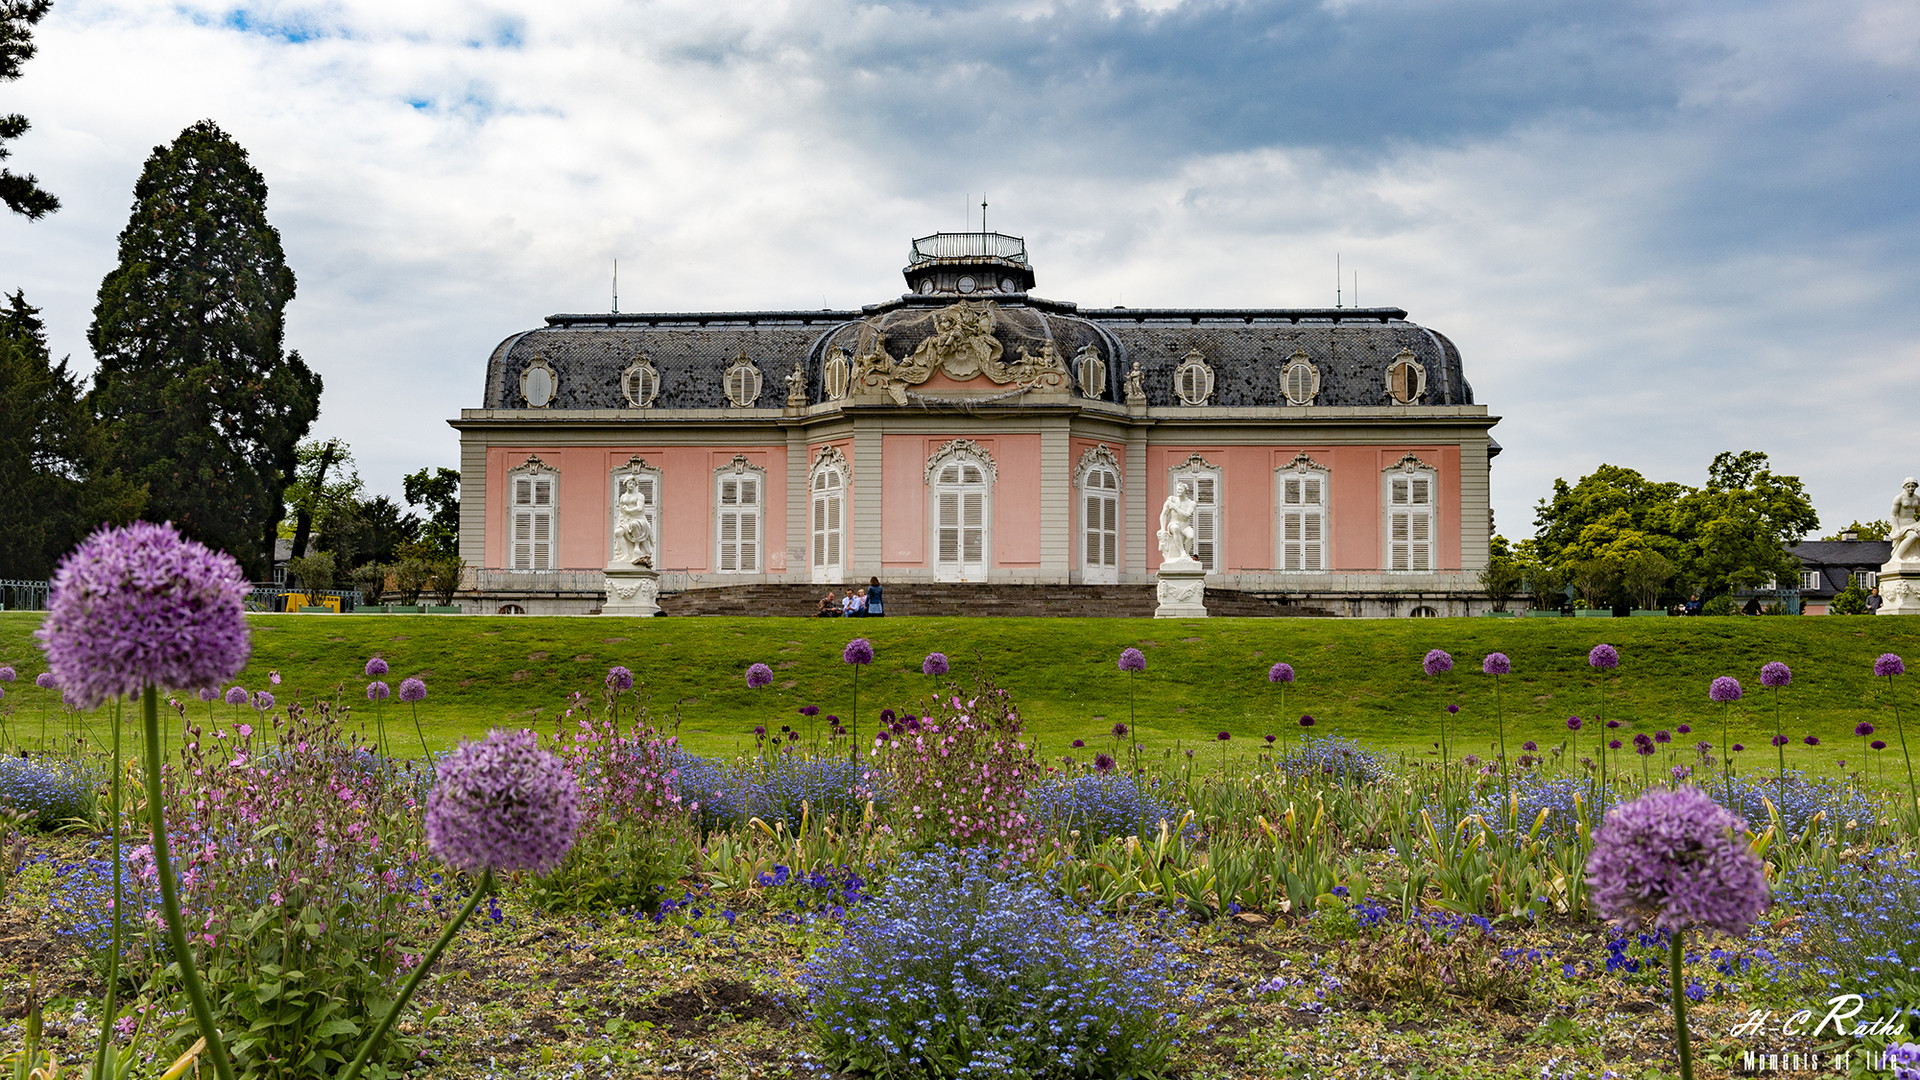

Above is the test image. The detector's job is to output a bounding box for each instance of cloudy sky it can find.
[3,0,1917,541]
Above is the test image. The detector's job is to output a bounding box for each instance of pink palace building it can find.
[451,231,1501,616]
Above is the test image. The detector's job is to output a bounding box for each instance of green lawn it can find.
[4,611,1919,776]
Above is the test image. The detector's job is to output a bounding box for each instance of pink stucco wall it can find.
[486,446,787,571]
[877,434,1042,569]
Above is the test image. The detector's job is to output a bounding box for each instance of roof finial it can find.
[1335,252,1342,309]
[982,196,988,236]
[612,258,619,314]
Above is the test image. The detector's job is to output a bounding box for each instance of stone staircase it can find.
[656,582,1336,618]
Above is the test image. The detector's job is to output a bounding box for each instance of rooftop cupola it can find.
[904,231,1035,298]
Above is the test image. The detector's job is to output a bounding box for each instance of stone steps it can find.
[655,582,1336,618]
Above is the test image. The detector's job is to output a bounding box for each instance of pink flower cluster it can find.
[873,681,1040,860]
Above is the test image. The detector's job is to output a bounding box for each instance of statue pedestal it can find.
[1154,561,1209,619]
[1880,564,1920,615]
[603,566,661,616]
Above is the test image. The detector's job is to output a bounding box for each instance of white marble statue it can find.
[1157,482,1199,566]
[612,477,655,568]
[1891,477,1920,565]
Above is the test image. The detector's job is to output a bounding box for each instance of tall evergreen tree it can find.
[0,0,59,219]
[0,291,143,576]
[89,120,321,578]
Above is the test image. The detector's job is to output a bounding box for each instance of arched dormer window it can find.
[621,354,660,408]
[724,352,764,408]
[507,455,558,569]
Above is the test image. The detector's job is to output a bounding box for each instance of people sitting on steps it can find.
[816,591,840,617]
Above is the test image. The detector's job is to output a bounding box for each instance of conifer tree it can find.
[0,0,59,219]
[89,120,321,578]
[0,291,143,576]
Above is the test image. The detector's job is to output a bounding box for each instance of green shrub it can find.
[1701,595,1739,617]
[1830,583,1869,615]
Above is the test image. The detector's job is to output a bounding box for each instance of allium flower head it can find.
[843,638,873,666]
[1709,676,1742,703]
[1760,662,1791,688]
[799,705,819,717]
[1584,786,1769,935]
[1873,740,1888,751]
[35,671,55,689]
[1803,735,1820,747]
[1446,704,1460,714]
[1677,724,1691,734]
[1770,734,1790,747]
[1216,731,1231,742]
[198,686,217,702]
[224,685,249,705]
[1588,644,1619,670]
[36,520,251,708]
[252,690,273,711]
[365,657,388,678]
[1118,647,1146,672]
[922,652,949,676]
[605,665,634,692]
[1071,739,1085,748]
[1093,752,1116,773]
[1268,662,1294,684]
[1607,719,1621,729]
[745,662,773,689]
[1567,716,1583,731]
[1299,714,1315,728]
[1111,722,1129,738]
[1856,722,1875,737]
[1732,743,1744,752]
[1481,652,1510,676]
[1522,740,1538,752]
[0,666,12,682]
[1423,649,1453,676]
[399,677,427,703]
[367,681,390,701]
[1609,739,1622,750]
[425,728,580,875]
[1264,734,1276,743]
[1876,654,1906,678]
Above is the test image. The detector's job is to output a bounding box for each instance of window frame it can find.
[608,457,662,567]
[809,447,849,584]
[1275,456,1329,572]
[507,456,559,570]
[1169,454,1223,574]
[926,440,996,583]
[1382,457,1438,573]
[1076,445,1123,585]
[713,455,766,574]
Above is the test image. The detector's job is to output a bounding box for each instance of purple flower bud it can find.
[1760,661,1791,688]
[799,705,819,717]
[224,685,249,705]
[252,690,273,711]
[606,666,634,692]
[1071,739,1085,748]
[1481,653,1510,676]
[1803,735,1820,747]
[1584,787,1769,935]
[1268,662,1295,684]
[1566,716,1583,731]
[1423,649,1453,676]
[1856,722,1875,736]
[399,677,427,703]
[843,638,874,666]
[1609,739,1622,750]
[1446,704,1460,715]
[1111,722,1129,738]
[1264,734,1276,743]
[425,728,580,875]
[1522,740,1538,752]
[1299,715,1315,728]
[1216,731,1231,742]
[1588,643,1619,671]
[1093,752,1116,773]
[1732,743,1744,752]
[1118,647,1146,673]
[367,681,390,701]
[198,686,217,702]
[1709,676,1742,703]
[1607,719,1621,729]
[0,666,12,682]
[1771,734,1790,747]
[922,652,949,676]
[745,663,773,689]
[1872,740,1888,750]
[1876,653,1906,678]
[36,521,251,707]
[365,657,388,678]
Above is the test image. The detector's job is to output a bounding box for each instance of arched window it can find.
[714,456,765,573]
[1275,455,1328,572]
[1384,455,1437,572]
[1409,605,1439,618]
[507,456,558,569]
[1169,454,1221,573]
[810,447,849,584]
[609,457,662,565]
[1075,445,1122,585]
[926,441,995,582]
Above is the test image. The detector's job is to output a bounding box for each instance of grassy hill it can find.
[4,612,1919,776]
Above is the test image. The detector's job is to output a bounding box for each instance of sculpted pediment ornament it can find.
[1283,452,1329,473]
[849,302,1071,403]
[1387,453,1433,474]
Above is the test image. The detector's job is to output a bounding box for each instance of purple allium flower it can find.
[0,666,11,682]
[425,728,580,876]
[1696,741,1714,756]
[1446,704,1460,714]
[34,671,54,689]
[1071,739,1085,748]
[367,681,390,701]
[1584,787,1769,935]
[1607,719,1621,729]
[1877,654,1906,678]
[35,521,251,708]
[1264,734,1276,744]
[1856,722,1875,737]
[606,665,634,692]
[1873,740,1888,750]
[1423,649,1453,676]
[1671,765,1691,780]
[1299,715,1315,728]
[843,638,874,665]
[224,685,249,705]
[1634,737,1655,757]
[1111,722,1129,738]
[922,652,949,676]
[1216,731,1231,742]
[252,690,273,711]
[365,657,388,678]
[1732,743,1745,752]
[1803,735,1820,747]
[1482,653,1510,676]
[880,708,896,722]
[268,670,280,685]
[1522,740,1538,752]
[753,725,766,737]
[1759,661,1791,688]
[799,705,819,717]
[1093,752,1116,773]
[1770,734,1790,747]
[1567,716,1584,731]
[745,663,774,689]
[1609,739,1623,750]
[399,677,426,703]
[1268,662,1295,684]
[1676,724,1691,734]
[1709,676,1742,703]
[789,730,800,742]
[1588,644,1619,671]
[1118,647,1146,673]
[1654,730,1671,744]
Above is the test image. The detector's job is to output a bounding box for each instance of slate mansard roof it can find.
[480,237,1476,412]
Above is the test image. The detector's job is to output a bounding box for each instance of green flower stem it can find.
[141,685,236,1080]
[1774,687,1786,795]
[1493,676,1510,809]
[411,702,433,780]
[1891,680,1917,818]
[92,699,124,1080]
[340,869,493,1080]
[1722,703,1734,811]
[1669,927,1694,1080]
[850,666,859,762]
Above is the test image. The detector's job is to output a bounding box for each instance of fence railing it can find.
[0,580,49,611]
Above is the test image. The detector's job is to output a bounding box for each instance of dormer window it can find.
[621,355,660,408]
[724,352,763,408]
[1386,349,1426,404]
[1173,349,1214,406]
[1281,349,1319,406]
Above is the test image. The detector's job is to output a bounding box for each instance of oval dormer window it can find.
[1282,349,1319,406]
[1386,348,1426,404]
[823,349,851,400]
[725,352,763,408]
[521,357,557,408]
[621,356,660,408]
[1173,348,1214,406]
[1000,277,1016,293]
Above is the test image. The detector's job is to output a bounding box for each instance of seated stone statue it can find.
[611,478,655,568]
[1892,477,1920,565]
[1157,482,1199,567]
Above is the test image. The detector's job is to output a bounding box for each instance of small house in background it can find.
[1786,533,1889,614]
